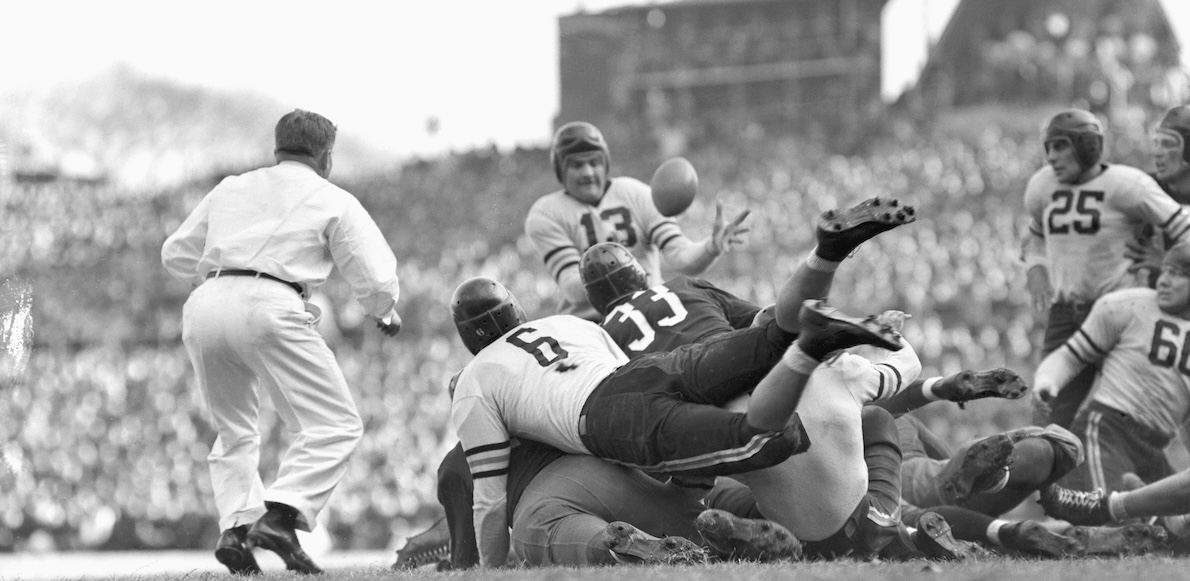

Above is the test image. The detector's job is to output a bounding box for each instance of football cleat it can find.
[392,516,451,570]
[1039,484,1112,526]
[1066,523,1169,556]
[797,300,902,361]
[998,520,1083,558]
[815,197,916,261]
[695,509,802,562]
[596,522,708,565]
[932,368,1028,409]
[911,512,988,561]
[939,434,1015,504]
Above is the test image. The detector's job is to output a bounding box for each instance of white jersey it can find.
[450,315,628,567]
[1022,163,1189,302]
[1037,287,1190,440]
[525,177,683,318]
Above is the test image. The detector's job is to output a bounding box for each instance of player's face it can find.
[1156,266,1190,314]
[1045,138,1086,184]
[562,151,608,204]
[1152,130,1189,182]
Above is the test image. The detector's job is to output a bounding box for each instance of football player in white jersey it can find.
[447,277,900,567]
[1152,105,1190,205]
[525,121,748,321]
[1033,240,1190,499]
[1021,109,1190,429]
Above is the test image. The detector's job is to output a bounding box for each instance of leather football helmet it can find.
[580,242,649,316]
[550,121,611,182]
[1157,105,1190,164]
[1043,109,1104,169]
[451,277,527,355]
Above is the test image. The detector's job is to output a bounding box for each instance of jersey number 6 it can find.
[1148,321,1190,375]
[507,327,570,367]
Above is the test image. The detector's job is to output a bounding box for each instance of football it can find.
[650,157,698,217]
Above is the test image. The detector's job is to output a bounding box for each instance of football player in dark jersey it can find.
[584,198,977,560]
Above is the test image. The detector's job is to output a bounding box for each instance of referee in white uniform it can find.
[162,109,401,574]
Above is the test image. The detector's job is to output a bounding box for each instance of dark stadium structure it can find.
[557,0,888,149]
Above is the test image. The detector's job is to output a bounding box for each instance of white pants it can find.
[727,368,867,541]
[182,276,363,532]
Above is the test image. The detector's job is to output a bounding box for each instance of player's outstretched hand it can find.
[1025,265,1053,313]
[376,313,402,337]
[710,201,750,255]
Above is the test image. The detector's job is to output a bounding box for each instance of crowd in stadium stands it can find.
[959,13,1186,112]
[637,3,865,73]
[0,108,1168,552]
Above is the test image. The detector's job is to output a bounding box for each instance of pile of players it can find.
[393,107,1190,570]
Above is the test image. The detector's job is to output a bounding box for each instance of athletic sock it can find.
[921,376,943,401]
[782,344,822,374]
[987,519,1011,545]
[1108,491,1130,521]
[806,249,841,273]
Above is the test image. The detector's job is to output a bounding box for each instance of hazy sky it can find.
[1,0,1186,158]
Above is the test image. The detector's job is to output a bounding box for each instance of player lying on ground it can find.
[879,356,1168,556]
[422,196,911,569]
[426,428,802,569]
[448,275,899,567]
[583,199,984,560]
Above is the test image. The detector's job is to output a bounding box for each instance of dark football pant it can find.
[437,444,478,570]
[511,454,705,566]
[580,320,807,478]
[438,439,567,569]
[1060,401,1174,493]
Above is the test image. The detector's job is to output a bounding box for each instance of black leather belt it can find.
[207,269,303,296]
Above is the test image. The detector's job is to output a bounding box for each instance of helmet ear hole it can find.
[580,243,649,316]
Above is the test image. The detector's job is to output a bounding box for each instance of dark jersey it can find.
[601,276,760,355]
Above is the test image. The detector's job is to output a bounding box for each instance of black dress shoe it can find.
[247,502,323,574]
[215,525,262,575]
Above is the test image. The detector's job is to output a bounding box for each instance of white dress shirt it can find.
[162,161,399,319]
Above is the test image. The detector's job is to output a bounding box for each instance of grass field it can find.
[5,552,1190,581]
